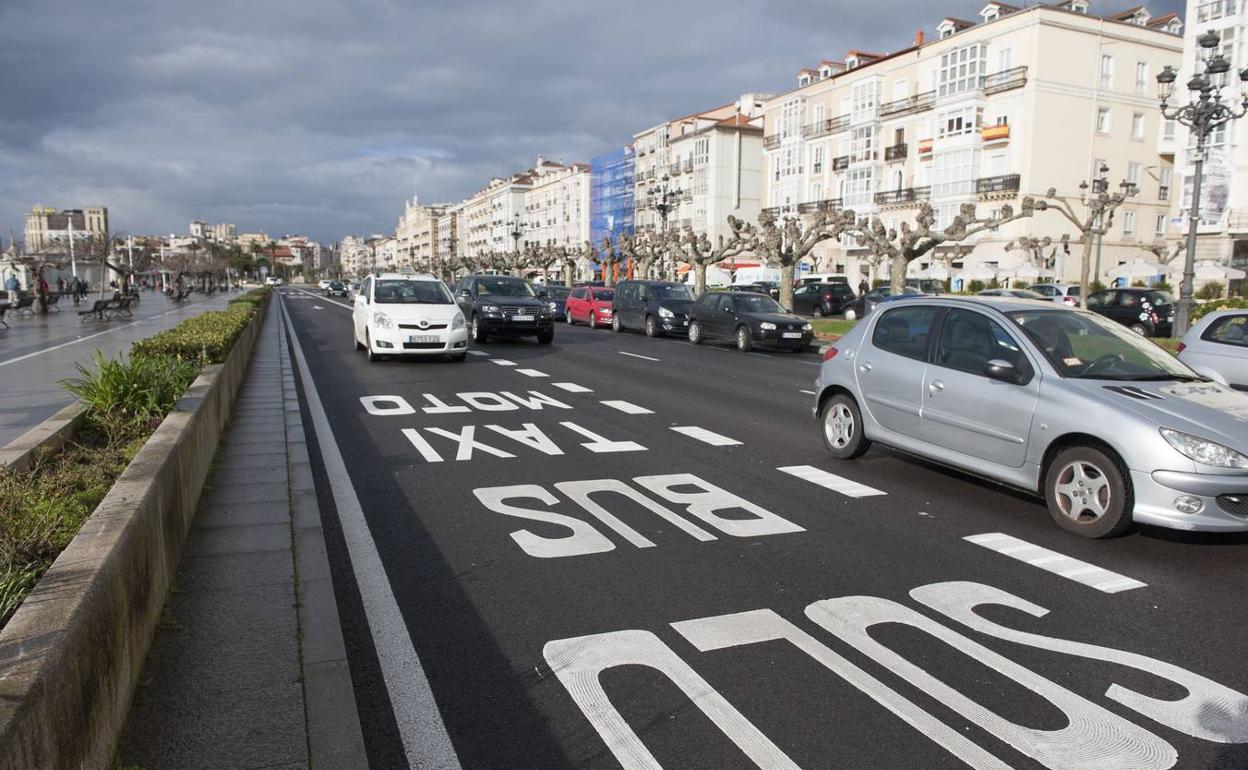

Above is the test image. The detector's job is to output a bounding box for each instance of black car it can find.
[611,280,694,337]
[733,281,781,301]
[453,274,555,344]
[538,284,572,321]
[325,281,347,298]
[792,282,857,317]
[689,291,813,352]
[1085,287,1175,337]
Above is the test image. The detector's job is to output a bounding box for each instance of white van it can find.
[798,273,851,286]
[731,267,781,286]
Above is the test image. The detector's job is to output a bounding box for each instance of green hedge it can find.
[1193,297,1248,321]
[132,288,268,365]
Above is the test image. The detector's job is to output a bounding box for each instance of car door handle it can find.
[859,362,872,372]
[929,380,945,393]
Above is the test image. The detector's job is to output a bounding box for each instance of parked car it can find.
[793,282,858,318]
[265,276,283,286]
[318,280,332,290]
[539,284,572,321]
[734,281,781,301]
[352,273,468,362]
[1029,283,1082,307]
[689,291,813,352]
[906,278,947,294]
[1178,309,1248,390]
[977,288,1050,301]
[612,280,694,337]
[849,286,924,317]
[454,274,555,344]
[797,273,851,287]
[565,286,614,328]
[815,296,1248,537]
[1085,287,1174,337]
[325,281,348,298]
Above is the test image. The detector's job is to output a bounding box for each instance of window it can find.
[813,146,824,174]
[997,47,1012,73]
[937,107,980,138]
[935,309,1030,378]
[1131,112,1145,140]
[1155,213,1167,237]
[1159,167,1172,200]
[1135,61,1149,95]
[1085,291,1112,309]
[1100,54,1114,89]
[1122,210,1136,236]
[932,148,979,196]
[1163,118,1176,142]
[1203,314,1248,347]
[850,126,875,162]
[1096,107,1111,134]
[872,305,939,360]
[852,80,880,121]
[1127,162,1140,186]
[844,167,874,207]
[938,44,987,97]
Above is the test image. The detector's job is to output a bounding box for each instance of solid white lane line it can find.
[279,298,462,767]
[600,400,653,415]
[293,288,352,310]
[671,426,742,446]
[491,359,517,366]
[515,368,548,378]
[778,465,887,498]
[618,351,660,362]
[552,382,593,393]
[466,350,490,357]
[963,533,1147,593]
[799,389,816,395]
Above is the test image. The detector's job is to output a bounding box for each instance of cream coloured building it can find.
[460,172,531,258]
[24,205,109,253]
[339,236,372,276]
[521,160,591,252]
[395,197,446,269]
[762,1,1183,287]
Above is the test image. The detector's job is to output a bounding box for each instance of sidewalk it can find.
[0,289,242,446]
[117,305,367,770]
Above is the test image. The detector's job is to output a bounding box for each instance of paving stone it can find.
[200,482,288,507]
[197,500,291,528]
[185,523,292,557]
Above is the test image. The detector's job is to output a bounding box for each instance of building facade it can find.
[762,2,1183,286]
[590,146,637,247]
[521,160,591,251]
[395,197,446,270]
[189,221,237,243]
[339,236,372,276]
[24,206,109,253]
[460,173,531,258]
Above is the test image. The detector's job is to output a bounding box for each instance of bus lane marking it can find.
[964,533,1146,593]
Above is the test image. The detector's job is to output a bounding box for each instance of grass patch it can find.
[811,318,858,339]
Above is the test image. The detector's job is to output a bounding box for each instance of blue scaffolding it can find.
[590,146,635,249]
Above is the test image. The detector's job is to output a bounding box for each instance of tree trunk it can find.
[694,262,708,297]
[779,262,796,311]
[562,261,575,288]
[890,254,907,294]
[604,261,615,287]
[1077,232,1093,306]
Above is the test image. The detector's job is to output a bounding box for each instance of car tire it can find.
[365,331,381,363]
[472,314,488,344]
[735,325,752,352]
[689,320,704,345]
[354,327,364,351]
[612,315,623,333]
[1044,446,1133,539]
[812,306,825,318]
[1128,323,1148,337]
[820,393,870,459]
[537,329,554,345]
[645,315,659,337]
[588,311,596,328]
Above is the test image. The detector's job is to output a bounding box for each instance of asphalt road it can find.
[277,288,1248,770]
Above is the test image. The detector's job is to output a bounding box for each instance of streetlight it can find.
[1076,164,1135,285]
[509,213,524,255]
[649,175,683,232]
[1157,30,1248,336]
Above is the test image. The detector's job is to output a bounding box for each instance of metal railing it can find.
[884,143,907,161]
[797,198,844,214]
[832,155,850,171]
[803,115,852,139]
[879,91,936,119]
[764,134,782,150]
[874,186,930,205]
[982,66,1029,96]
[975,174,1021,194]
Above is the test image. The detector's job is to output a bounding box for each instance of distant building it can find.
[237,232,271,252]
[24,205,109,252]
[339,235,372,276]
[590,146,636,247]
[522,157,591,253]
[190,221,237,243]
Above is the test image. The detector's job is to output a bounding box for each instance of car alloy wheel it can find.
[820,394,870,459]
[1129,323,1148,336]
[1045,446,1132,538]
[645,315,658,337]
[812,306,825,317]
[736,326,752,352]
[612,315,622,333]
[1053,460,1111,521]
[566,311,575,325]
[688,321,703,345]
[589,311,596,327]
[472,314,488,343]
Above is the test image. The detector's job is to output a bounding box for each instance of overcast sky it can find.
[0,0,1181,244]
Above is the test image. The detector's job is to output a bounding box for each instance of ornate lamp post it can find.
[649,175,683,232]
[1076,164,1136,287]
[1157,30,1248,336]
[509,213,524,255]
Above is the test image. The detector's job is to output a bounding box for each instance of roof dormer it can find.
[978,2,1018,22]
[937,17,975,39]
[797,67,817,87]
[1066,0,1089,13]
[1147,13,1182,35]
[1112,6,1150,26]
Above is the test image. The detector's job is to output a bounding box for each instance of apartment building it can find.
[633,94,768,245]
[24,205,109,252]
[590,145,636,246]
[762,1,1182,286]
[435,203,460,265]
[395,196,445,269]
[189,221,237,243]
[521,160,591,252]
[460,172,532,258]
[339,235,372,276]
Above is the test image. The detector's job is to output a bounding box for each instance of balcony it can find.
[884,143,908,162]
[797,198,844,214]
[982,66,1028,96]
[874,186,930,206]
[832,155,850,171]
[975,174,1021,195]
[764,134,782,150]
[670,163,682,176]
[981,124,1010,144]
[878,90,936,119]
[683,159,694,173]
[803,114,851,140]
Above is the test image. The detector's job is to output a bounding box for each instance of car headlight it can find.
[452,313,466,329]
[759,322,777,330]
[481,303,501,315]
[540,304,553,315]
[658,307,674,318]
[372,310,393,329]
[1160,428,1248,469]
[548,301,558,311]
[802,322,813,331]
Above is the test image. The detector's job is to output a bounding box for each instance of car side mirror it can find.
[985,359,1024,384]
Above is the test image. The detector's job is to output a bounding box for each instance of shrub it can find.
[1131,280,1147,288]
[131,304,253,365]
[1154,281,1174,293]
[1193,296,1248,321]
[967,280,986,293]
[1196,281,1226,300]
[61,353,200,441]
[1090,280,1108,292]
[1013,280,1029,289]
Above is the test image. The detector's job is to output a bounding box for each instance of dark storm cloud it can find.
[0,0,1181,242]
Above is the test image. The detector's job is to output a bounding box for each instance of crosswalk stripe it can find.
[619,351,659,362]
[551,382,593,393]
[466,350,489,357]
[491,359,516,366]
[777,465,886,498]
[670,426,742,446]
[600,400,653,415]
[516,368,548,378]
[964,533,1146,593]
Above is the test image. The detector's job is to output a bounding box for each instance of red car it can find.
[565,286,614,328]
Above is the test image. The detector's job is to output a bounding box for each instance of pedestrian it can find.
[4,274,18,295]
[858,278,869,297]
[37,275,50,314]
[56,276,65,295]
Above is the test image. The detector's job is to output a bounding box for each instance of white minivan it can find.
[352,273,469,362]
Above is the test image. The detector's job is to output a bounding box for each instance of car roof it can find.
[886,295,1070,314]
[376,272,439,281]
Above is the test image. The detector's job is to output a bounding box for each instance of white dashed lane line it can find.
[778,465,887,498]
[551,382,593,393]
[799,389,816,395]
[491,359,517,366]
[670,426,742,446]
[516,368,548,378]
[964,533,1147,593]
[618,351,660,362]
[600,400,654,415]
[467,349,490,357]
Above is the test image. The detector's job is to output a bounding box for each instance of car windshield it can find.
[653,285,693,300]
[373,280,453,305]
[1146,290,1174,306]
[544,285,571,300]
[734,294,785,313]
[329,282,344,289]
[1009,309,1200,381]
[592,289,614,300]
[827,285,854,295]
[477,277,535,297]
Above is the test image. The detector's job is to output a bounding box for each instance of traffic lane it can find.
[477,321,1248,604]
[284,299,1248,769]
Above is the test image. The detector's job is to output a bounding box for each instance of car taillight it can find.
[1063,297,1077,306]
[822,347,839,362]
[1150,310,1159,323]
[1176,342,1186,354]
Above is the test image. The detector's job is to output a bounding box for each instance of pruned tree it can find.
[848,199,1036,294]
[633,231,664,280]
[1146,240,1188,267]
[594,236,622,287]
[1033,186,1131,302]
[680,217,758,297]
[756,208,857,310]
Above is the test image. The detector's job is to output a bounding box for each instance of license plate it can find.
[407,335,439,343]
[511,314,534,322]
[782,332,803,338]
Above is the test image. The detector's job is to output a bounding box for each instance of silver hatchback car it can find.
[1178,309,1247,390]
[814,296,1248,537]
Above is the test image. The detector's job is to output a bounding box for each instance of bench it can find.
[13,295,35,315]
[45,293,62,312]
[79,299,110,322]
[0,303,8,329]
